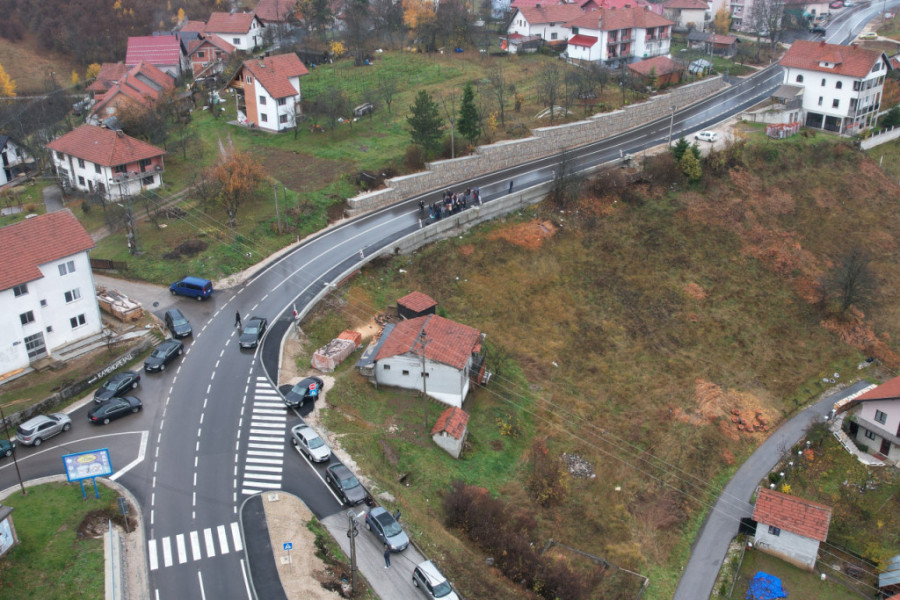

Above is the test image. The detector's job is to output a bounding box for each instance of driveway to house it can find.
[672,380,872,600]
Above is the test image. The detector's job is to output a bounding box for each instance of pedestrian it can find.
[234,311,242,328]
[383,544,391,569]
[418,199,425,215]
[509,180,514,194]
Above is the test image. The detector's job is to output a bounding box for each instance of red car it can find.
[829,1,843,8]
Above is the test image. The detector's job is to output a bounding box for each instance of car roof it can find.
[20,414,56,427]
[329,463,350,475]
[166,308,185,318]
[293,424,317,435]
[416,560,447,586]
[178,276,211,286]
[248,316,265,322]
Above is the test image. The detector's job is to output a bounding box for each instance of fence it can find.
[91,258,128,271]
[860,125,900,150]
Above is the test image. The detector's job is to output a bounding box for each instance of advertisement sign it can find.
[62,449,114,482]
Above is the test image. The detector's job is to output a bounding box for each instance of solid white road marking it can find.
[244,465,282,473]
[247,442,282,451]
[241,559,252,599]
[241,480,281,490]
[198,570,207,600]
[190,530,202,561]
[242,472,282,481]
[204,528,216,558]
[247,449,282,457]
[162,536,173,568]
[217,525,229,554]
[231,522,243,552]
[245,456,283,465]
[148,539,159,570]
[176,534,187,564]
[241,488,262,495]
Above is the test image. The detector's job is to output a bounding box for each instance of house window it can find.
[259,95,267,105]
[836,81,842,89]
[78,158,85,168]
[94,164,101,174]
[551,32,558,40]
[139,158,152,171]
[246,75,253,83]
[821,78,826,86]
[818,96,823,106]
[70,314,86,329]
[40,299,47,307]
[64,288,81,303]
[56,151,64,160]
[573,27,579,34]
[58,260,76,276]
[279,114,288,123]
[796,74,803,83]
[234,38,241,45]
[197,51,205,58]
[114,164,127,174]
[853,80,861,91]
[142,175,155,186]
[261,113,268,122]
[13,283,28,297]
[78,176,86,186]
[767,525,781,536]
[46,326,53,333]
[832,99,839,108]
[402,369,410,376]
[277,97,286,106]
[864,429,877,440]
[20,311,35,325]
[875,409,888,424]
[383,364,391,370]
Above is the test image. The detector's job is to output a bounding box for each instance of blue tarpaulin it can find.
[747,572,788,600]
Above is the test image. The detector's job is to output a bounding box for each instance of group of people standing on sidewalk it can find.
[419,187,482,222]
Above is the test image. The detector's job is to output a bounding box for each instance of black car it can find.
[239,316,268,349]
[810,25,827,35]
[0,439,15,458]
[94,370,141,403]
[88,396,142,425]
[324,463,368,505]
[283,377,324,408]
[164,308,192,338]
[144,339,184,372]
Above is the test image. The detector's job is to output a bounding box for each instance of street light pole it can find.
[667,104,677,145]
[0,405,27,496]
[417,331,430,431]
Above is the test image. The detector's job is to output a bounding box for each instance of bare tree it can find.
[537,61,563,125]
[488,62,512,127]
[748,0,786,51]
[440,91,459,158]
[548,149,583,210]
[820,247,878,316]
[376,76,399,114]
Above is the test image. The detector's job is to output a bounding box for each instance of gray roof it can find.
[687,30,709,43]
[880,554,900,588]
[355,323,395,369]
[773,84,804,99]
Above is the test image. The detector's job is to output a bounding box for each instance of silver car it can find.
[16,413,72,446]
[412,560,459,600]
[290,424,331,462]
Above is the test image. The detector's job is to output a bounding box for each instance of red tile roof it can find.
[180,20,207,32]
[662,0,707,8]
[595,0,650,8]
[375,315,481,370]
[753,488,832,542]
[188,35,236,57]
[709,33,737,44]
[567,6,673,30]
[856,375,900,402]
[431,407,469,439]
[206,12,258,34]
[241,53,309,98]
[780,40,886,78]
[87,63,130,93]
[511,0,564,8]
[90,62,174,116]
[569,34,598,47]
[254,0,299,22]
[47,125,165,167]
[0,210,95,291]
[628,54,682,76]
[398,291,437,313]
[126,35,183,67]
[517,4,585,25]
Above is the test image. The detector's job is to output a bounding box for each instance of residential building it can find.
[86,63,130,97]
[662,0,709,31]
[836,375,900,463]
[254,0,299,25]
[0,210,102,377]
[565,7,674,66]
[365,314,486,408]
[227,53,309,132]
[1,135,30,189]
[779,40,892,134]
[186,35,236,79]
[628,55,684,86]
[89,61,175,122]
[752,487,832,571]
[125,35,186,78]
[431,407,469,458]
[506,4,586,52]
[46,125,166,200]
[205,12,264,50]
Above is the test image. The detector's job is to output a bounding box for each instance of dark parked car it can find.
[93,371,141,403]
[324,463,367,505]
[283,377,324,408]
[365,506,409,551]
[144,339,184,372]
[809,25,827,35]
[239,316,268,349]
[88,396,142,425]
[164,308,192,338]
[15,413,72,446]
[0,439,16,457]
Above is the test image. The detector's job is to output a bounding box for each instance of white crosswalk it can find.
[148,522,243,570]
[241,377,287,495]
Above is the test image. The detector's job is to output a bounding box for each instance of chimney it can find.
[820,40,826,47]
[536,3,541,7]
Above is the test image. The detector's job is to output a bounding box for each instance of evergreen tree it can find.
[457,83,480,145]
[680,149,702,182]
[407,90,443,159]
[671,136,690,161]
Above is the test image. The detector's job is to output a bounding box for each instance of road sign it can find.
[283,542,292,551]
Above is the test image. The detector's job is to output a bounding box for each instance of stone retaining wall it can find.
[347,76,726,215]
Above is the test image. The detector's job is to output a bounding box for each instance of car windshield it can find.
[244,325,259,334]
[291,383,307,395]
[152,348,167,358]
[432,581,453,597]
[307,436,324,449]
[102,379,121,390]
[377,513,401,536]
[172,317,188,326]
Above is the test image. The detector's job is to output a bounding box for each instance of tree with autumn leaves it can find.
[197,150,266,234]
[0,64,16,97]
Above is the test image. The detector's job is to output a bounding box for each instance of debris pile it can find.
[562,453,595,479]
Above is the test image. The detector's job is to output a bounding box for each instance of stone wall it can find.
[861,125,900,150]
[347,76,726,215]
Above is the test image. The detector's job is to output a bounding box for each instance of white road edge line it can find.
[241,559,253,600]
[110,430,149,481]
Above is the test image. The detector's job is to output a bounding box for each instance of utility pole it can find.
[667,104,677,145]
[417,331,430,431]
[273,184,282,235]
[347,510,360,594]
[0,405,26,496]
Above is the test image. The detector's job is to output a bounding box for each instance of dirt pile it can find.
[487,220,557,249]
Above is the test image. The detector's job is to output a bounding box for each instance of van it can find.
[164,308,193,337]
[170,276,213,301]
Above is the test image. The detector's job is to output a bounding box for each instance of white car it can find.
[695,131,718,142]
[290,424,331,462]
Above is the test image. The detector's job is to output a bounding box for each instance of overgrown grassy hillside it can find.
[301,136,900,600]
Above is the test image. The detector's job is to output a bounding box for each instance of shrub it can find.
[527,439,569,507]
[405,144,425,171]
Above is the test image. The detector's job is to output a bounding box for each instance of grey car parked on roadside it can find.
[15,413,72,446]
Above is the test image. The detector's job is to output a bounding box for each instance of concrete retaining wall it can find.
[347,76,726,215]
[861,125,900,150]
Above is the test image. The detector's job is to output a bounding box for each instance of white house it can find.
[47,125,166,200]
[836,375,900,463]
[752,487,832,571]
[506,4,586,51]
[779,40,892,134]
[205,12,264,50]
[0,210,102,377]
[0,135,30,189]
[662,0,709,31]
[565,7,674,66]
[227,54,309,132]
[371,315,484,408]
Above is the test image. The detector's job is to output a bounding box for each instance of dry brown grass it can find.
[0,33,81,94]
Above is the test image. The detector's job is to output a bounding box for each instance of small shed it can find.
[397,292,437,320]
[431,406,469,458]
[752,487,832,571]
[880,555,900,596]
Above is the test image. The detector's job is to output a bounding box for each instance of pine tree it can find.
[680,149,702,182]
[457,83,481,145]
[671,136,690,161]
[407,90,443,159]
[0,64,16,97]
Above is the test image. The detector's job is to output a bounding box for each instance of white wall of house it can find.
[210,18,263,50]
[50,152,163,199]
[253,78,302,132]
[754,524,820,570]
[433,431,465,458]
[374,353,471,408]
[633,28,671,60]
[0,252,102,376]
[1,141,27,187]
[851,425,900,461]
[667,7,707,29]
[567,40,602,61]
[855,398,900,440]
[508,15,573,42]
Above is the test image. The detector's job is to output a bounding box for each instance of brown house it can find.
[628,55,684,87]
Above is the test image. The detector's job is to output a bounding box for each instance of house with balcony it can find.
[662,0,709,31]
[834,375,900,464]
[564,7,674,67]
[186,35,236,79]
[779,40,892,135]
[227,53,309,132]
[1,135,31,189]
[205,12,264,51]
[505,4,586,53]
[46,125,166,199]
[0,210,102,377]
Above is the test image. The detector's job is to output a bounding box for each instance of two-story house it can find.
[0,210,102,377]
[125,35,187,78]
[662,0,709,31]
[186,36,236,79]
[46,125,166,199]
[1,135,30,189]
[565,7,674,67]
[505,4,586,52]
[836,375,900,464]
[780,41,892,135]
[227,54,309,132]
[205,12,264,51]
[88,61,175,123]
